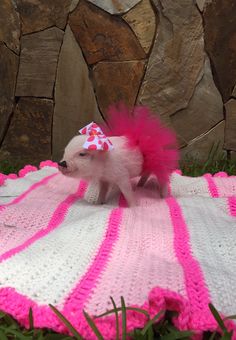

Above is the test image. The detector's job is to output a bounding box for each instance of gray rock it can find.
[16,27,64,98]
[53,25,102,161]
[0,0,20,54]
[138,0,204,119]
[181,121,225,161]
[87,0,141,14]
[0,44,19,144]
[224,99,236,152]
[171,57,223,143]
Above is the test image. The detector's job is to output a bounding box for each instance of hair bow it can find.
[79,122,114,151]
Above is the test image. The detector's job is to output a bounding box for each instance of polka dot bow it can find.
[79,122,114,151]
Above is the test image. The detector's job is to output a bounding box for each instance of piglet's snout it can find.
[58,161,67,168]
[58,160,70,175]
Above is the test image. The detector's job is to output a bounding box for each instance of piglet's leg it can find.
[137,173,150,187]
[159,182,168,198]
[118,179,136,207]
[97,181,109,204]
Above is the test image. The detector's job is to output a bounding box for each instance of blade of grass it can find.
[224,315,236,321]
[96,306,149,318]
[83,310,103,340]
[141,310,165,336]
[5,329,30,340]
[44,335,73,340]
[0,330,7,340]
[209,303,227,332]
[29,307,34,330]
[161,330,194,340]
[0,312,6,320]
[221,330,233,340]
[110,297,119,340]
[147,325,154,340]
[49,304,83,340]
[208,331,216,340]
[121,297,127,340]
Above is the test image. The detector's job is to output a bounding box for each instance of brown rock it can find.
[15,0,71,34]
[0,98,53,167]
[16,27,64,98]
[171,57,223,143]
[53,25,103,161]
[232,85,236,97]
[69,0,145,65]
[203,0,236,102]
[87,0,141,14]
[123,0,157,54]
[138,0,204,119]
[0,0,20,54]
[0,44,19,144]
[70,0,80,12]
[92,60,145,117]
[181,121,225,161]
[224,99,236,151]
[230,151,236,161]
[195,0,212,12]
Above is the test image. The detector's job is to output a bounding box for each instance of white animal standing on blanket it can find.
[58,104,179,207]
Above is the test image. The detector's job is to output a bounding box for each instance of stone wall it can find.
[0,0,235,167]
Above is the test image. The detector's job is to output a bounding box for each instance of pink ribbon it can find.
[79,122,114,151]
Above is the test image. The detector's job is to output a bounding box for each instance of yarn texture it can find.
[0,162,236,339]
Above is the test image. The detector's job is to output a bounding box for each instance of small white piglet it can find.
[58,104,179,207]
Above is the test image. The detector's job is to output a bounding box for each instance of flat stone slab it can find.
[0,44,19,144]
[15,0,71,34]
[123,0,157,54]
[171,57,223,143]
[16,27,64,98]
[53,25,102,161]
[224,99,236,151]
[203,0,236,102]
[0,0,20,53]
[92,60,145,117]
[138,0,204,119]
[87,0,141,14]
[0,98,53,167]
[69,0,145,65]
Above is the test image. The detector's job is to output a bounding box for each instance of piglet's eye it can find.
[79,152,87,157]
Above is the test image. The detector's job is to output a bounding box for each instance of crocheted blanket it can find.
[0,161,236,339]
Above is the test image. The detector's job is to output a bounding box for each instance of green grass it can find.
[1,158,235,177]
[0,300,235,339]
[0,160,22,175]
[181,143,236,177]
[1,143,235,177]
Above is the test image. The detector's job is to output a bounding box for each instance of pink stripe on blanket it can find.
[63,199,124,317]
[203,174,236,217]
[229,197,236,217]
[85,194,185,316]
[0,173,57,210]
[166,197,215,329]
[213,178,236,197]
[204,174,219,198]
[0,175,87,261]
